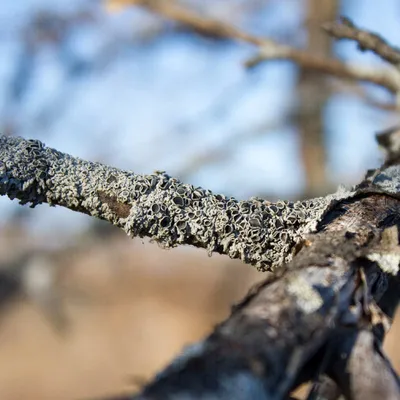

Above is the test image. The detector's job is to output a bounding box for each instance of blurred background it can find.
[0,0,399,398]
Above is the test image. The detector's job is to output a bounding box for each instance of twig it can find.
[130,0,269,46]
[323,16,400,67]
[246,50,400,93]
[329,80,400,111]
[121,0,400,94]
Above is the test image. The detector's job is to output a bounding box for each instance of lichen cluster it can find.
[0,136,355,271]
[366,164,400,195]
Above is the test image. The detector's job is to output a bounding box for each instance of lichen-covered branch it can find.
[104,194,400,400]
[96,129,400,400]
[0,136,352,271]
[3,134,400,399]
[118,0,400,94]
[3,135,400,275]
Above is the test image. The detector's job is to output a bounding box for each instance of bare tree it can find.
[1,4,400,400]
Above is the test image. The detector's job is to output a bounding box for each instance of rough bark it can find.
[95,131,400,400]
[2,5,400,400]
[118,194,400,400]
[0,136,358,272]
[2,133,400,399]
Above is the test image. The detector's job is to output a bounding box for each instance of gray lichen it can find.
[367,253,400,275]
[287,275,323,313]
[359,164,400,196]
[0,136,393,272]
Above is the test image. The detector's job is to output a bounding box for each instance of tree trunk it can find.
[298,0,338,196]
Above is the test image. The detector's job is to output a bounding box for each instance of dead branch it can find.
[119,0,400,94]
[3,6,400,398]
[329,80,400,111]
[0,136,356,272]
[3,131,400,400]
[122,0,269,46]
[246,51,400,94]
[323,16,400,67]
[96,130,400,400]
[3,134,400,274]
[327,329,400,400]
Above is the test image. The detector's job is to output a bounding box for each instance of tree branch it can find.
[3,133,400,277]
[0,136,353,272]
[3,133,400,399]
[93,129,400,400]
[246,50,400,93]
[121,0,400,94]
[104,193,400,399]
[323,16,400,67]
[3,4,400,399]
[128,0,270,46]
[327,329,400,400]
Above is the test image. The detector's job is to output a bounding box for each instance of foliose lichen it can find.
[3,136,395,272]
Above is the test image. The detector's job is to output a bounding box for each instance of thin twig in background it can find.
[323,16,400,67]
[329,80,400,111]
[246,51,400,93]
[113,0,400,95]
[110,0,271,46]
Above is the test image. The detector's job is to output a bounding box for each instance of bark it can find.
[0,136,358,272]
[1,133,400,399]
[2,5,400,400]
[98,132,400,399]
[118,195,400,400]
